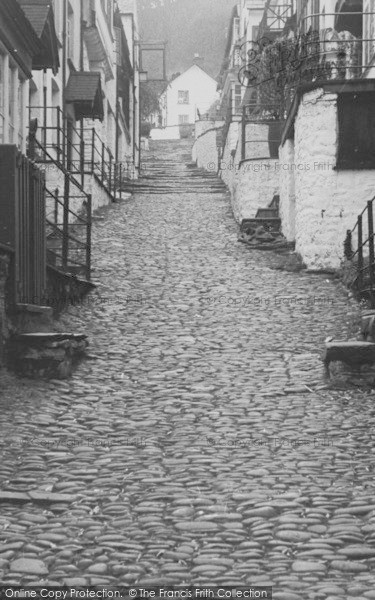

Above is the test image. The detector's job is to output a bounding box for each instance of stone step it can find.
[322,341,375,370]
[7,332,88,380]
[240,217,281,232]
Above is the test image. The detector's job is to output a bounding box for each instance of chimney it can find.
[193,53,204,67]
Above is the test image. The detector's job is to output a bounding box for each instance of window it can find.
[17,77,24,149]
[304,0,320,33]
[234,84,242,110]
[0,55,4,143]
[178,115,189,124]
[337,92,375,169]
[364,0,375,68]
[233,17,240,43]
[178,90,189,104]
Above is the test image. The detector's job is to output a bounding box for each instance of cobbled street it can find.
[1,140,375,599]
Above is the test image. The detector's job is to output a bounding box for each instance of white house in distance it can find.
[151,58,218,140]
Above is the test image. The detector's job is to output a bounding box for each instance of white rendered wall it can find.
[293,88,375,270]
[279,138,296,242]
[232,159,279,223]
[192,127,222,172]
[165,66,218,127]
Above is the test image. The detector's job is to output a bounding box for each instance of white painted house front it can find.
[160,64,218,129]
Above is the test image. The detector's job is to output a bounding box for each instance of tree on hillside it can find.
[140,83,161,121]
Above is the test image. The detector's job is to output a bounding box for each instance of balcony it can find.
[296,2,375,80]
[243,2,375,121]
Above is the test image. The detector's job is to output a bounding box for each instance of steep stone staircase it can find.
[121,141,227,196]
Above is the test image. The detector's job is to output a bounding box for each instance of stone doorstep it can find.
[13,333,88,343]
[323,340,375,366]
[7,332,89,379]
[240,217,281,232]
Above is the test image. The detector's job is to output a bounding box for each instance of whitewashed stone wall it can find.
[195,120,224,139]
[294,88,375,270]
[86,174,113,212]
[43,165,112,226]
[279,139,296,242]
[192,126,222,173]
[220,122,240,195]
[150,126,180,140]
[232,159,279,223]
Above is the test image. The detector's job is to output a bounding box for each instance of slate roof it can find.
[18,1,51,37]
[65,72,100,102]
[65,72,104,121]
[17,0,60,73]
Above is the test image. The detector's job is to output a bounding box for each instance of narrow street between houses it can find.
[1,140,375,598]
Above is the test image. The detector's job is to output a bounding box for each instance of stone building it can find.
[0,0,141,368]
[153,60,218,140]
[193,0,375,271]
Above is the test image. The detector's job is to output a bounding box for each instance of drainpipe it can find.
[132,19,137,176]
[80,0,84,176]
[43,69,47,159]
[62,0,67,161]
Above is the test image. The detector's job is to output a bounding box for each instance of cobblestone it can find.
[0,140,375,596]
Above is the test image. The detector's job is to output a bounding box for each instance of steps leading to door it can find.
[7,332,88,379]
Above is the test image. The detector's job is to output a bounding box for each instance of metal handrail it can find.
[345,197,375,301]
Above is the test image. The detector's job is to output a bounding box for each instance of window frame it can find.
[177,90,189,105]
[336,91,375,170]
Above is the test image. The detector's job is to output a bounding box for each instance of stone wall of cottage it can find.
[279,138,296,242]
[232,159,279,223]
[292,88,375,270]
[219,122,240,194]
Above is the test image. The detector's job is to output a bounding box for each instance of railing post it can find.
[109,155,113,196]
[101,142,105,184]
[62,173,70,271]
[80,138,85,187]
[241,105,246,162]
[54,187,59,224]
[57,108,61,158]
[119,162,122,201]
[43,101,47,161]
[91,128,95,173]
[86,193,92,280]
[358,214,363,291]
[80,137,85,174]
[368,200,375,300]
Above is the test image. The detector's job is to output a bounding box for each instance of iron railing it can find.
[28,106,133,197]
[32,136,92,280]
[240,6,375,120]
[344,197,375,304]
[0,145,46,305]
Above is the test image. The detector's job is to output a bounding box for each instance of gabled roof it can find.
[0,0,43,77]
[18,0,60,73]
[65,72,104,121]
[167,64,217,88]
